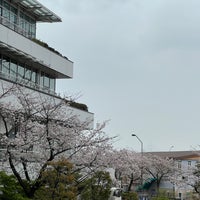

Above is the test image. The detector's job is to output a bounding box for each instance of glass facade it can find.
[0,54,56,94]
[40,72,55,92]
[0,0,36,38]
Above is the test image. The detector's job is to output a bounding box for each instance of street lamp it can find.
[169,145,174,151]
[131,133,143,185]
[131,134,143,156]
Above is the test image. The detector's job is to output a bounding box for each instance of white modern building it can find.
[0,1,96,198]
[0,0,94,124]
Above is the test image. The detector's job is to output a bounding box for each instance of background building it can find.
[144,151,200,200]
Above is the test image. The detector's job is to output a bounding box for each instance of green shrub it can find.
[151,196,170,200]
[68,101,88,111]
[122,192,138,200]
[0,171,30,200]
[34,159,77,200]
[80,171,112,200]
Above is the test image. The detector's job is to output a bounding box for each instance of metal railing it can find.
[0,15,35,39]
[0,72,57,96]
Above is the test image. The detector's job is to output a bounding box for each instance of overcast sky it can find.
[37,0,200,152]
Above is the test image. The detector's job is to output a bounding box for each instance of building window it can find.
[188,161,192,169]
[17,64,25,80]
[31,70,36,83]
[40,73,44,87]
[178,161,182,169]
[40,72,55,92]
[3,1,9,20]
[44,75,50,88]
[0,3,2,17]
[50,77,55,91]
[0,0,36,38]
[2,56,10,75]
[10,59,17,80]
[24,67,31,81]
[0,54,2,70]
[0,55,56,94]
[10,6,17,30]
[19,11,36,38]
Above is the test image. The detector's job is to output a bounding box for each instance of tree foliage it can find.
[151,197,170,200]
[180,162,200,198]
[80,171,112,200]
[34,158,77,200]
[0,84,114,198]
[143,154,176,193]
[122,192,138,200]
[109,149,141,191]
[0,171,30,200]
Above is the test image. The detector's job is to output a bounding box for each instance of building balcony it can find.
[0,22,73,79]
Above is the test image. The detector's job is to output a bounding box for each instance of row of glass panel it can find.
[0,54,56,93]
[0,0,36,38]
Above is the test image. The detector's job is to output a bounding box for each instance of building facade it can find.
[0,0,93,124]
[144,151,200,200]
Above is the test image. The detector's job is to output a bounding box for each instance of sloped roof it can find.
[12,0,61,22]
[145,151,200,160]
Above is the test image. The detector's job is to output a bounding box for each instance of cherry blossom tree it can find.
[143,153,177,194]
[187,165,200,196]
[109,149,142,191]
[0,85,114,198]
[176,161,200,198]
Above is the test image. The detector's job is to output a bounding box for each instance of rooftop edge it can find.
[12,0,62,22]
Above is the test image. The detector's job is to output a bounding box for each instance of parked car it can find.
[109,187,122,200]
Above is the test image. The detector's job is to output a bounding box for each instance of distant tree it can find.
[110,149,141,191]
[80,171,112,200]
[179,162,200,198]
[187,165,200,197]
[143,154,176,194]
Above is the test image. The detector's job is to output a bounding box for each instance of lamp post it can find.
[169,145,174,151]
[131,134,143,157]
[131,133,143,186]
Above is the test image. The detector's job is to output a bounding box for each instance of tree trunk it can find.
[128,173,134,191]
[156,179,161,196]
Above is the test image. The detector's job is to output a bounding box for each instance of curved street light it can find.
[131,133,144,185]
[131,134,143,156]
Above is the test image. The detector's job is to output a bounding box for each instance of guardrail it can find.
[0,15,35,38]
[0,72,57,96]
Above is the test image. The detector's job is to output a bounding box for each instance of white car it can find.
[109,187,122,200]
